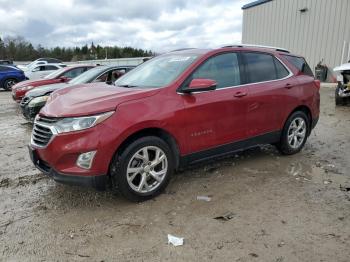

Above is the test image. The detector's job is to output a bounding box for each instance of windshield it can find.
[44,67,66,79]
[68,66,108,85]
[115,54,198,88]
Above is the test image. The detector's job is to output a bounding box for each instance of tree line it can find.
[0,36,154,62]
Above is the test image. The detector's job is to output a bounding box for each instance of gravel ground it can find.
[0,86,349,262]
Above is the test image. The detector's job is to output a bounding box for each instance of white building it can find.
[242,0,350,73]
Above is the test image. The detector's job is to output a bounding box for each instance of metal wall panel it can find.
[242,0,350,71]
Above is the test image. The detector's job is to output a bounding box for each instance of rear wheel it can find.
[277,111,309,155]
[110,136,174,202]
[3,78,18,91]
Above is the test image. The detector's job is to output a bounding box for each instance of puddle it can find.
[286,162,349,186]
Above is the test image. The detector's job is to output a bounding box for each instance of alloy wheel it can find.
[126,146,168,194]
[287,117,306,149]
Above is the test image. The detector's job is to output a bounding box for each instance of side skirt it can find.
[179,131,281,167]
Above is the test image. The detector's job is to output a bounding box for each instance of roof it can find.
[242,0,273,10]
[333,63,350,72]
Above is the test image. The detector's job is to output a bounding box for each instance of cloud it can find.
[0,0,252,52]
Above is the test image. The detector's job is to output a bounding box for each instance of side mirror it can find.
[182,78,217,93]
[59,76,69,82]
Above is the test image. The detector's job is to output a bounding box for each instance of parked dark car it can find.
[20,65,134,121]
[0,65,26,91]
[29,46,320,201]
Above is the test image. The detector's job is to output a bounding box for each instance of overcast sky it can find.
[0,0,252,52]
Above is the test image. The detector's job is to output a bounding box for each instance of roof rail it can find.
[170,48,196,52]
[222,44,290,53]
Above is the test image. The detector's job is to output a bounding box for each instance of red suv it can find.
[29,46,320,201]
[12,65,94,102]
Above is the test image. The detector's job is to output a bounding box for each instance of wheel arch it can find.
[113,127,181,170]
[287,105,312,135]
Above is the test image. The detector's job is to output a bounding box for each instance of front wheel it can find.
[3,78,18,91]
[110,136,174,202]
[276,111,309,155]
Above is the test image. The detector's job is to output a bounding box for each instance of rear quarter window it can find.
[282,55,314,77]
[242,52,290,84]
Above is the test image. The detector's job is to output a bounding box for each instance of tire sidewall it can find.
[112,136,174,201]
[279,111,309,155]
[3,78,17,91]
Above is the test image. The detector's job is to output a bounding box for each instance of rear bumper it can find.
[28,145,107,190]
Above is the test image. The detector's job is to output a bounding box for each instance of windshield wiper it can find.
[117,84,138,88]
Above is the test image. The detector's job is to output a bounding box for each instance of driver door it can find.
[180,52,249,153]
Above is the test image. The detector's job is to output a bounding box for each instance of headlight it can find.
[22,85,34,91]
[53,111,114,134]
[28,96,49,107]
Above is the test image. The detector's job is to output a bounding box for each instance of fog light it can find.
[76,151,96,169]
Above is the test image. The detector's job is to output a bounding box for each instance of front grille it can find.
[31,116,60,147]
[37,116,61,124]
[20,96,31,106]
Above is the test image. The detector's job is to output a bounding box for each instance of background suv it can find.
[29,46,320,201]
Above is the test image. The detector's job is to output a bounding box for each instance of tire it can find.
[3,78,18,91]
[276,111,309,155]
[110,136,174,202]
[335,85,345,106]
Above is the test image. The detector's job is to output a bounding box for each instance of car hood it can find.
[12,78,56,90]
[41,83,160,117]
[334,63,350,72]
[26,82,68,97]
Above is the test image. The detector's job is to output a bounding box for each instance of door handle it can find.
[234,91,247,98]
[285,83,294,89]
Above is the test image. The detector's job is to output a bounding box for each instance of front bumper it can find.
[28,145,107,190]
[12,90,25,102]
[29,116,122,184]
[20,102,43,122]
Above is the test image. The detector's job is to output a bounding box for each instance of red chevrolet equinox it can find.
[29,46,320,201]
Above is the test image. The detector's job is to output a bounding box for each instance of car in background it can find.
[28,46,319,201]
[17,58,62,71]
[20,65,134,121]
[25,63,66,80]
[333,62,350,105]
[0,65,26,91]
[0,60,14,65]
[12,65,94,101]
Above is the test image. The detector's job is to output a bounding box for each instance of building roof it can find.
[242,0,273,10]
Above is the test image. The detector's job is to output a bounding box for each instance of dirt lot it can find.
[0,86,349,262]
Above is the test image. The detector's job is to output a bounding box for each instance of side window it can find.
[190,53,241,89]
[33,66,43,72]
[45,65,58,71]
[243,52,278,83]
[274,58,290,79]
[94,72,108,82]
[111,69,126,82]
[282,55,314,77]
[63,68,85,78]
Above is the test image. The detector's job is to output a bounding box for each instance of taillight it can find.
[314,80,320,90]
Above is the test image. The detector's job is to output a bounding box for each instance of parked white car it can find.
[18,58,63,71]
[25,64,66,80]
[333,62,350,105]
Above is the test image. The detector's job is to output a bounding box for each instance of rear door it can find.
[180,52,250,153]
[241,52,296,137]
